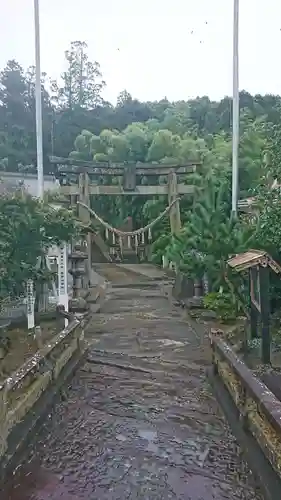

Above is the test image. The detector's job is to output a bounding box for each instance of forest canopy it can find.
[0,39,280,201]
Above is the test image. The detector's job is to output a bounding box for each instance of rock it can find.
[226,323,246,337]
[34,325,43,349]
[210,328,224,335]
[200,310,217,320]
[0,320,11,359]
[0,346,6,359]
[172,273,194,301]
[189,310,202,319]
[184,297,203,309]
[70,297,88,312]
[0,335,11,359]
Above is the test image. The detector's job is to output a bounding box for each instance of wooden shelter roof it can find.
[227,250,281,274]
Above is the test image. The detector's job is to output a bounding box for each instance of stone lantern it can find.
[69,245,88,311]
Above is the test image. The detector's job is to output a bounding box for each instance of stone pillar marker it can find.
[26,279,35,330]
[58,243,69,327]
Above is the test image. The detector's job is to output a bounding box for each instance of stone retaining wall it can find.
[210,333,281,496]
[0,317,86,477]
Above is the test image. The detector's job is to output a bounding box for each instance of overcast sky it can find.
[1,0,281,103]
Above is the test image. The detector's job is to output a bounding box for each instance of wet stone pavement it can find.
[2,266,263,499]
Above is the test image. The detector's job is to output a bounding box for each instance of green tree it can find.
[146,129,180,163]
[0,192,79,298]
[0,60,53,172]
[54,41,105,110]
[152,174,256,291]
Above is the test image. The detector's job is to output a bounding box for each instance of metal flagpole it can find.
[231,0,239,215]
[34,0,44,199]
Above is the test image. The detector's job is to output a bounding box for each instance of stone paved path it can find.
[2,265,262,500]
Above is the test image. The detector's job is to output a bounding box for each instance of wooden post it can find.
[259,265,271,364]
[250,303,258,339]
[249,271,258,339]
[78,173,92,286]
[168,171,181,235]
[70,194,76,209]
[162,255,169,269]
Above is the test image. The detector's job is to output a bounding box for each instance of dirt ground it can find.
[2,264,262,500]
[0,320,59,383]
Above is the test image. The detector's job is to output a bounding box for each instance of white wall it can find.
[0,172,60,196]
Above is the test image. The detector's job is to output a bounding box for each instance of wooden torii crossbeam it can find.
[50,156,199,233]
[50,157,198,196]
[49,156,199,274]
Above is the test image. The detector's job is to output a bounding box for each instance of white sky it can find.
[1,0,281,103]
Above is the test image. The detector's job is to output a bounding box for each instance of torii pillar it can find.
[168,171,181,235]
[78,172,92,286]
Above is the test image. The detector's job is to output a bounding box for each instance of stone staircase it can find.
[91,233,112,263]
[121,249,139,264]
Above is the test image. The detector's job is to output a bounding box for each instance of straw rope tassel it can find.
[135,234,138,253]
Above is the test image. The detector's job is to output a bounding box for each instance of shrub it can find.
[203,291,241,322]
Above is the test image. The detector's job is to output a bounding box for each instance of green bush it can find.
[203,291,240,322]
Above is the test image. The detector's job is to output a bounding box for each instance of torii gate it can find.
[49,157,199,277]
